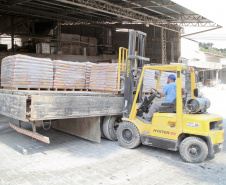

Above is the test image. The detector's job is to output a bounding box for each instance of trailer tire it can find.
[179,136,208,163]
[100,116,106,138]
[103,116,121,141]
[117,121,141,149]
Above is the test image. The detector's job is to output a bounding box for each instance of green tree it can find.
[199,42,226,56]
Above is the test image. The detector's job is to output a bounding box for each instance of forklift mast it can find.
[123,31,150,118]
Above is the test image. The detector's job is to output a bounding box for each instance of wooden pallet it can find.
[91,89,121,94]
[52,88,88,91]
[3,87,51,91]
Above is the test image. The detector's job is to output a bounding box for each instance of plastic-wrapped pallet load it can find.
[89,63,119,92]
[1,54,53,89]
[53,60,86,89]
[143,69,185,93]
[84,62,95,89]
[143,69,156,93]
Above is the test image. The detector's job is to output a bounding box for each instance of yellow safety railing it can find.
[117,47,128,90]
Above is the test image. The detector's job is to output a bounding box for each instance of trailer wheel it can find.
[117,122,141,149]
[179,136,208,163]
[100,116,106,138]
[103,116,121,141]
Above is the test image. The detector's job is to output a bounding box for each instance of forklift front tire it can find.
[117,122,141,149]
[179,136,208,163]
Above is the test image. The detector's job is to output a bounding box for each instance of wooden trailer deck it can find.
[0,89,124,122]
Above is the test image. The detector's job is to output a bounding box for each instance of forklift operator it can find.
[146,74,176,121]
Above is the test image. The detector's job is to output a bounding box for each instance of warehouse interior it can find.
[0,0,219,64]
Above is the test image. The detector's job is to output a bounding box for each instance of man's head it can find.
[167,74,176,83]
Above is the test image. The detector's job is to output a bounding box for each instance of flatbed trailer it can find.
[0,89,124,143]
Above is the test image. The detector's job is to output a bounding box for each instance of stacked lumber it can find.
[53,60,86,89]
[1,54,53,89]
[89,63,119,92]
[143,70,185,93]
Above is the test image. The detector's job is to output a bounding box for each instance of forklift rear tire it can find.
[117,122,141,149]
[179,136,208,163]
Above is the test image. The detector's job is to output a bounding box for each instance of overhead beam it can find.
[122,1,216,27]
[122,0,176,20]
[181,26,222,37]
[23,0,117,22]
[125,0,176,8]
[29,0,117,21]
[126,4,176,9]
[54,0,182,32]
[7,0,31,5]
[178,22,220,27]
[149,0,181,15]
[0,4,108,25]
[159,14,208,21]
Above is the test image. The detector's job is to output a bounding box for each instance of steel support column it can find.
[53,20,61,54]
[161,28,167,64]
[11,16,14,52]
[57,21,61,54]
[171,42,174,63]
[178,32,181,63]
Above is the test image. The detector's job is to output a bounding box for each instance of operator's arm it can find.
[161,84,168,98]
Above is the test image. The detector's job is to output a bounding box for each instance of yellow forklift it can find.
[117,31,224,163]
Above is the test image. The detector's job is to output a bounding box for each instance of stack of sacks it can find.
[84,62,95,89]
[143,69,156,93]
[143,70,185,93]
[53,60,86,89]
[89,63,119,92]
[1,54,53,88]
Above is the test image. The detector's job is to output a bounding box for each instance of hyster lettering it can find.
[153,129,169,135]
[127,60,130,77]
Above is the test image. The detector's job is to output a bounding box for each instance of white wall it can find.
[181,38,199,60]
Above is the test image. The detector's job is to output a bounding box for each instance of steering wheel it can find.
[150,88,161,98]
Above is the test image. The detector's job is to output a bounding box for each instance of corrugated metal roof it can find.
[0,0,219,32]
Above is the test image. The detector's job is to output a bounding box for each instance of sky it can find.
[173,0,226,48]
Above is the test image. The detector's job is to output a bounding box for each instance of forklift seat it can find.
[158,99,176,113]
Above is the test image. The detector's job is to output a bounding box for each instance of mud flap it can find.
[52,117,101,143]
[206,136,215,159]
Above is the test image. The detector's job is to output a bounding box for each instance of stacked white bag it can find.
[53,60,86,89]
[1,54,53,88]
[84,62,95,89]
[143,69,185,93]
[89,63,119,92]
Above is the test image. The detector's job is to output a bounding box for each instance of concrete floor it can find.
[0,87,226,185]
